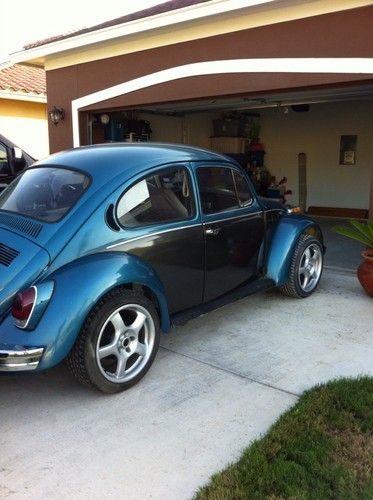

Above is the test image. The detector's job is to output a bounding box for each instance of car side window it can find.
[117,166,195,228]
[233,170,253,206]
[0,143,10,176]
[197,166,241,214]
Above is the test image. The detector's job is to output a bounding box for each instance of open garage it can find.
[86,92,373,217]
[12,0,373,216]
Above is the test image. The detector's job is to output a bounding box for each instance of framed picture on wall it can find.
[339,135,357,165]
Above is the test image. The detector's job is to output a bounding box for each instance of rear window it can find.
[0,167,90,222]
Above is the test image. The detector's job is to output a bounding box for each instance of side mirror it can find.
[12,147,26,173]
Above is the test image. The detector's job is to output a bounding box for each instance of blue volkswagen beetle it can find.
[0,144,324,393]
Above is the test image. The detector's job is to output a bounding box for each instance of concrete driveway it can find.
[1,269,372,499]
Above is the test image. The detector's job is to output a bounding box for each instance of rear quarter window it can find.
[116,166,195,227]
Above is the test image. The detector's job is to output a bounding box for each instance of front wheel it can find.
[67,289,160,393]
[280,234,323,298]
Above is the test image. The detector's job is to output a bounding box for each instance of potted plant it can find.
[333,219,373,297]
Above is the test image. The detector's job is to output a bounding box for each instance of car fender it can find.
[265,215,323,285]
[0,252,171,371]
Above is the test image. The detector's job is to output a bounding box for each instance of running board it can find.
[171,278,274,327]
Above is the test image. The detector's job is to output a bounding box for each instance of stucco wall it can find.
[260,100,373,210]
[46,5,373,154]
[0,98,49,159]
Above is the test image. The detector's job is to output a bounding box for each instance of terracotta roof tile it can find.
[0,64,46,95]
[24,0,211,49]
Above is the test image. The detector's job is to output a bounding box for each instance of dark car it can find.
[0,134,35,190]
[0,143,324,393]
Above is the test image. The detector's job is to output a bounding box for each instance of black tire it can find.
[279,233,323,298]
[67,288,160,393]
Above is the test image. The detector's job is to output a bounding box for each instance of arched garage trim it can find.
[71,57,373,147]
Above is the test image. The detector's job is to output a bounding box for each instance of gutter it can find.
[9,0,277,64]
[0,91,46,104]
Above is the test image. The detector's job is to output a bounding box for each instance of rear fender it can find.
[3,252,171,370]
[265,215,323,285]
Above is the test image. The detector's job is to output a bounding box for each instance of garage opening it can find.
[85,84,373,270]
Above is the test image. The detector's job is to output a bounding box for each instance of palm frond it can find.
[366,220,373,239]
[333,220,373,247]
[350,220,373,244]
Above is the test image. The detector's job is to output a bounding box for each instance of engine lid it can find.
[0,227,50,316]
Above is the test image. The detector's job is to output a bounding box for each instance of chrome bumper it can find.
[0,346,44,371]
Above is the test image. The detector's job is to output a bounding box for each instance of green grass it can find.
[195,377,373,500]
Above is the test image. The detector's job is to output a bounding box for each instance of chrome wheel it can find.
[298,243,323,293]
[96,303,155,384]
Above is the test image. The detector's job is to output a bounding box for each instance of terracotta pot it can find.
[357,250,373,297]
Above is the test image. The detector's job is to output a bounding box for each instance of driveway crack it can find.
[160,345,300,398]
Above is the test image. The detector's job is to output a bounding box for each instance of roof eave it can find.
[0,90,47,103]
[10,0,275,66]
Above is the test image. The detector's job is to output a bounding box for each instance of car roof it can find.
[36,143,235,184]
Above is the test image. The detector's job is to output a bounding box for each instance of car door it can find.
[196,164,265,303]
[115,164,204,314]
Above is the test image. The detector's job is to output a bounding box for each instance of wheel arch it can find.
[104,282,163,326]
[265,215,324,286]
[66,287,161,392]
[33,252,171,371]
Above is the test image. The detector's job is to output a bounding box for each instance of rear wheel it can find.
[280,234,323,298]
[67,289,160,393]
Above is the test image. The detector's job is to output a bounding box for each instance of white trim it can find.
[10,0,276,64]
[0,60,11,70]
[107,223,202,249]
[107,210,264,250]
[0,91,46,103]
[72,57,373,147]
[203,210,263,222]
[10,0,373,67]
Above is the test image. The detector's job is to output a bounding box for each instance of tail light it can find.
[12,287,36,328]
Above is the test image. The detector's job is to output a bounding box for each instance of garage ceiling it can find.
[134,83,373,115]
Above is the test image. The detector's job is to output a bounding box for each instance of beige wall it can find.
[260,100,373,210]
[138,100,373,211]
[185,113,214,149]
[0,98,49,159]
[137,112,183,144]
[138,111,216,148]
[137,111,215,148]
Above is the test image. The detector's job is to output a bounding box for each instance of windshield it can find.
[0,167,90,222]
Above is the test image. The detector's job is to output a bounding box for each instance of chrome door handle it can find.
[205,227,221,236]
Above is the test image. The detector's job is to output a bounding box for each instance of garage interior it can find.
[87,83,373,221]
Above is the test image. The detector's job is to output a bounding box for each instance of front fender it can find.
[0,252,170,371]
[265,215,323,285]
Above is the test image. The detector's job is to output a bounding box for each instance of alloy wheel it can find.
[95,303,155,383]
[298,243,323,293]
